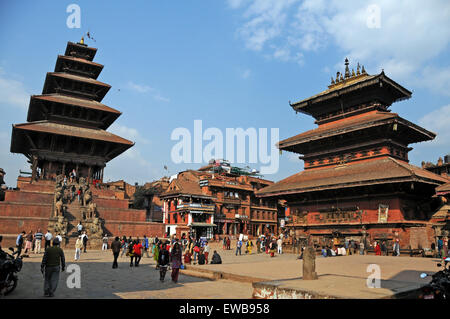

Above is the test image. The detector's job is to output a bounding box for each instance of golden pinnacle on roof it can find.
[80,36,84,45]
[344,58,350,78]
[328,59,370,89]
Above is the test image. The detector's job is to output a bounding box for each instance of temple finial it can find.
[351,68,355,77]
[336,71,340,83]
[344,58,350,78]
[80,36,84,45]
[331,76,335,85]
[361,65,366,74]
[356,63,361,75]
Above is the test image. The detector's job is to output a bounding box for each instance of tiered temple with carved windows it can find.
[257,59,449,250]
[0,40,165,248]
[10,40,134,183]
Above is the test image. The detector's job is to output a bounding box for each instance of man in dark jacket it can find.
[111,237,121,269]
[210,250,222,264]
[158,243,170,281]
[41,238,65,297]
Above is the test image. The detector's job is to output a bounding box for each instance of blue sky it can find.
[0,0,449,186]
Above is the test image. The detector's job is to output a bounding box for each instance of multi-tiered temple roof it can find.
[258,59,448,197]
[10,40,134,182]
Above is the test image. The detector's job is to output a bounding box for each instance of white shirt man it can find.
[102,235,108,251]
[56,234,63,244]
[44,231,53,249]
[277,238,283,254]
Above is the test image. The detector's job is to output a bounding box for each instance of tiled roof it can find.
[436,182,450,194]
[291,72,411,108]
[46,72,111,87]
[31,94,121,114]
[13,121,134,145]
[279,111,397,148]
[257,157,449,197]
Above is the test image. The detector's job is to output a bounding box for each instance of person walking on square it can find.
[359,241,365,255]
[133,240,143,267]
[247,240,253,255]
[223,237,227,250]
[41,238,65,297]
[393,238,400,256]
[102,234,108,251]
[14,231,25,257]
[170,240,182,283]
[381,241,387,256]
[74,236,83,261]
[143,235,150,258]
[23,230,33,256]
[44,230,52,250]
[121,235,128,258]
[128,240,136,267]
[277,237,283,254]
[82,231,88,253]
[34,229,43,254]
[226,236,231,250]
[158,243,170,281]
[154,241,160,269]
[111,237,121,269]
[375,241,381,255]
[256,237,261,254]
[269,240,277,257]
[235,239,242,256]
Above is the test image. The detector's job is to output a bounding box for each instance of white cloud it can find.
[418,104,450,147]
[0,67,30,110]
[109,123,150,145]
[230,0,450,91]
[127,81,154,93]
[416,66,450,97]
[127,81,170,102]
[103,146,159,184]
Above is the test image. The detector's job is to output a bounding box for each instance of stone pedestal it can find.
[302,246,318,280]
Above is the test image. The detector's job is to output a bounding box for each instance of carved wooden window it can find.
[378,204,389,223]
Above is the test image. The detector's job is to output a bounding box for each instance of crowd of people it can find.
[229,233,285,258]
[5,228,450,298]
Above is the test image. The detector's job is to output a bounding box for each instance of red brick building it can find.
[160,161,279,240]
[257,60,449,250]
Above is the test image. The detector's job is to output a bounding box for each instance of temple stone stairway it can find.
[0,178,166,248]
[64,200,85,243]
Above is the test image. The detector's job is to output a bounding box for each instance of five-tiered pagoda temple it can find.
[0,40,165,249]
[257,59,449,250]
[10,40,134,183]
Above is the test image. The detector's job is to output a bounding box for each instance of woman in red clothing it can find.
[133,240,143,266]
[374,241,382,256]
